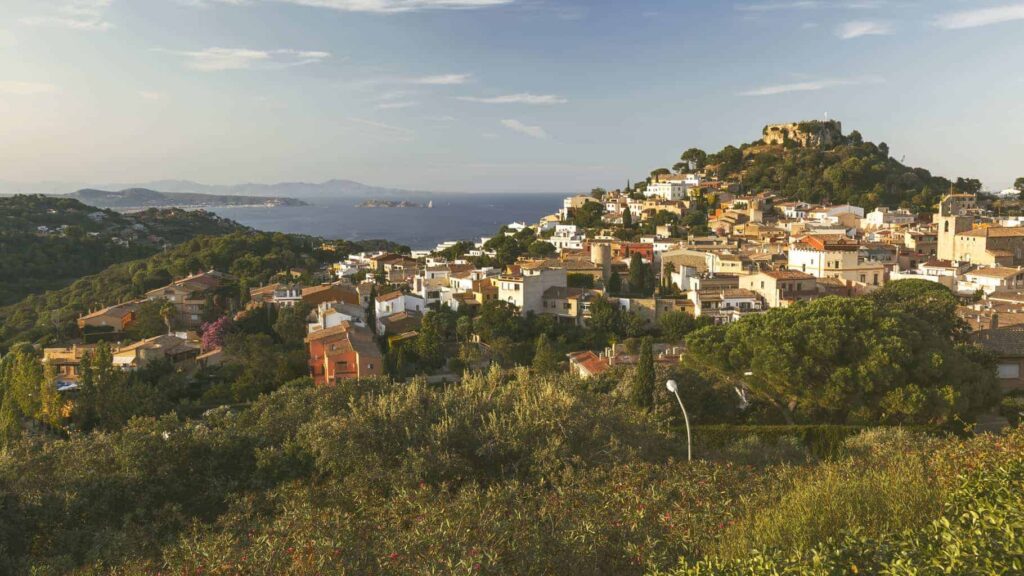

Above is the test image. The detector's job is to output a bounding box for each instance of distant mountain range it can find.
[66,188,308,210]
[0,179,433,200]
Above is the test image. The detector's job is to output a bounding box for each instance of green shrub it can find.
[694,425,866,461]
[660,427,1024,575]
[712,429,944,561]
[1001,395,1024,426]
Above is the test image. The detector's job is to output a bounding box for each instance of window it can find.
[997,363,1020,380]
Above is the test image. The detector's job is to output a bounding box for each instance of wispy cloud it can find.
[159,47,331,71]
[735,0,885,11]
[19,0,113,31]
[934,3,1024,30]
[211,0,513,14]
[376,101,417,109]
[457,93,567,104]
[735,1,820,12]
[739,76,883,96]
[500,118,548,139]
[407,73,471,85]
[0,81,58,95]
[837,20,891,38]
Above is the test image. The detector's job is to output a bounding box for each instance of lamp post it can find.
[666,379,691,462]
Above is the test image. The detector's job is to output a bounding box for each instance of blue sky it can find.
[2,0,1023,192]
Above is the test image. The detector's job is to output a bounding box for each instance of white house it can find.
[645,180,688,201]
[308,302,367,334]
[862,207,916,229]
[497,265,567,316]
[960,267,1024,295]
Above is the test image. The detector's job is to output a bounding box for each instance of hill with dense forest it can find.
[0,228,408,353]
[68,188,307,209]
[0,195,246,306]
[661,121,979,213]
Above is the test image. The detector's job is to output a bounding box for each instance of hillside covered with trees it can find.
[660,122,977,213]
[0,195,246,306]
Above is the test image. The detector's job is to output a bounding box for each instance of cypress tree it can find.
[532,333,561,375]
[606,271,622,295]
[631,337,656,410]
[628,253,646,295]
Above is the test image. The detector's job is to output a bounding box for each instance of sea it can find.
[209,193,566,250]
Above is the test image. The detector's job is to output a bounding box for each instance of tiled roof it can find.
[973,327,1024,357]
[959,227,1024,238]
[375,291,404,303]
[967,267,1024,279]
[763,270,815,280]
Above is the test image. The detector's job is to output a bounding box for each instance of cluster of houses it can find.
[288,186,1024,391]
[44,270,235,391]
[35,180,1024,396]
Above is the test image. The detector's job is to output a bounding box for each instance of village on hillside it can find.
[36,122,1024,404]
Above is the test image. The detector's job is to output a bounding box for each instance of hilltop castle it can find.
[763,120,843,148]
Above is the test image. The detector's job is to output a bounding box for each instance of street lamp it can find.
[666,379,691,462]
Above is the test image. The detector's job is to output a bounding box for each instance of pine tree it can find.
[631,337,656,410]
[622,207,632,229]
[532,333,561,375]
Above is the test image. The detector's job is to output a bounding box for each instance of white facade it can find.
[960,268,1024,295]
[498,267,567,316]
[863,207,916,229]
[645,181,688,201]
[788,246,884,286]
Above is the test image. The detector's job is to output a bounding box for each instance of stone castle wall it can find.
[763,121,843,147]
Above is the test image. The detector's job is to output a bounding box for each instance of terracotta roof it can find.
[567,351,610,377]
[960,227,1024,238]
[380,311,422,335]
[116,334,198,356]
[375,291,404,303]
[763,270,815,280]
[542,286,584,299]
[988,290,1024,304]
[922,259,956,268]
[305,321,356,342]
[967,267,1024,279]
[79,300,140,321]
[305,322,381,359]
[973,327,1024,357]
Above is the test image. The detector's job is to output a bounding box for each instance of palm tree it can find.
[159,302,176,334]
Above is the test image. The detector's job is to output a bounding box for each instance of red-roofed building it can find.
[305,321,383,385]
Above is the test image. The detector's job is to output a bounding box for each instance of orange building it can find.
[611,241,655,262]
[305,321,383,385]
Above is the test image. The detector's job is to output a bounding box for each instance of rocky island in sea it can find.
[356,199,431,208]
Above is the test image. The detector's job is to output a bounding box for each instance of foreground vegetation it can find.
[0,366,1020,575]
